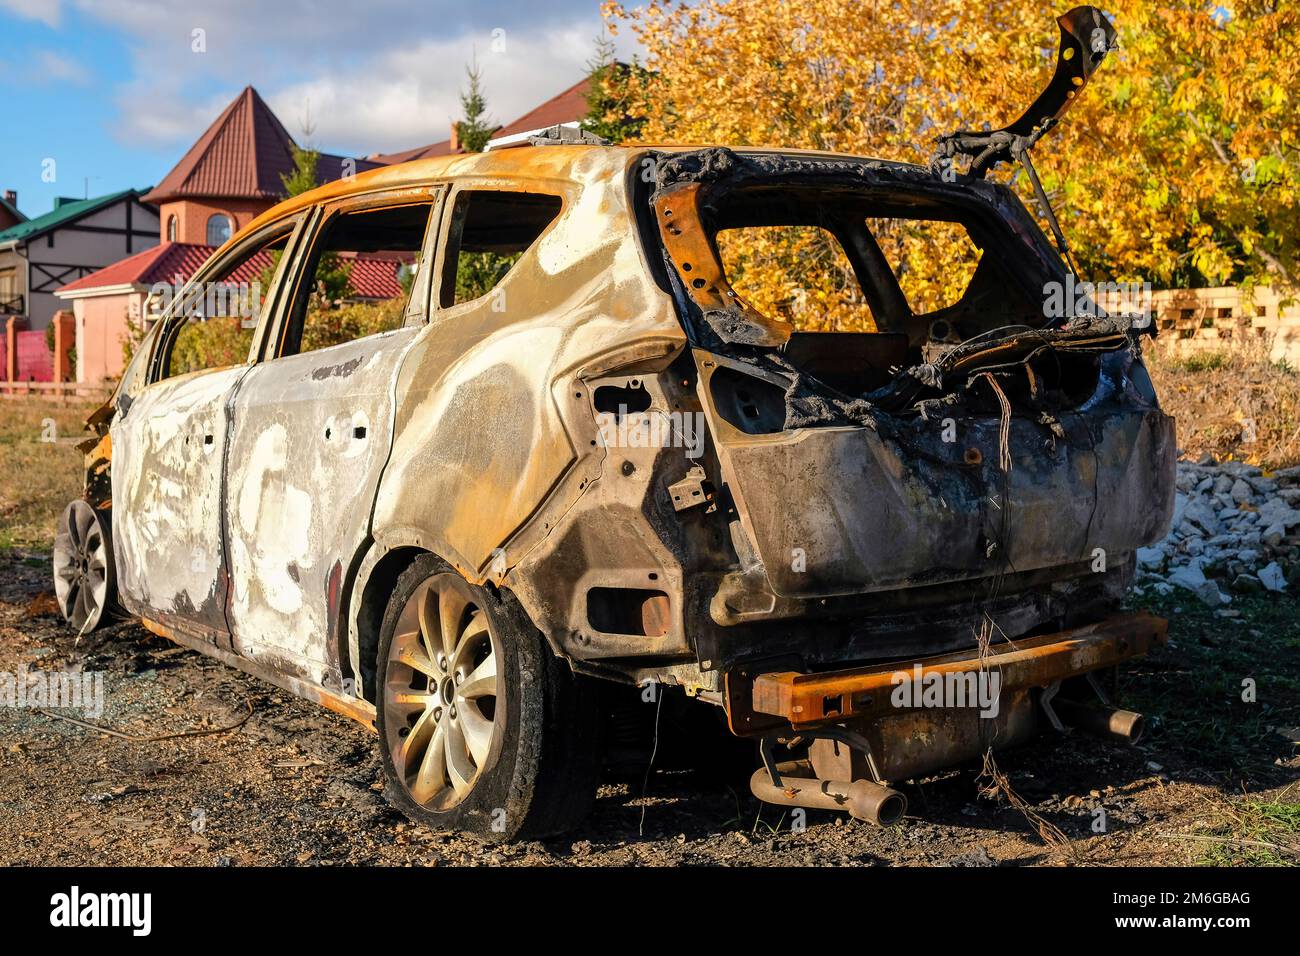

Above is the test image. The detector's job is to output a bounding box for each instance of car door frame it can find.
[110,212,311,646]
[221,184,448,691]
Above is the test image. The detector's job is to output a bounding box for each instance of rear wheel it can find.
[52,500,116,633]
[376,554,599,840]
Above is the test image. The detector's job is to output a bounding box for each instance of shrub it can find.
[1146,335,1300,468]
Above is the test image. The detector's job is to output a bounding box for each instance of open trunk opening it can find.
[649,148,1150,435]
[644,148,1174,609]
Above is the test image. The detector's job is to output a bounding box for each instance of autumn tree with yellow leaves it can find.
[600,0,1298,329]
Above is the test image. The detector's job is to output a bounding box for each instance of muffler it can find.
[749,766,907,827]
[1053,698,1146,744]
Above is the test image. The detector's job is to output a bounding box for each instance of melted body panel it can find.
[110,364,247,635]
[224,328,420,685]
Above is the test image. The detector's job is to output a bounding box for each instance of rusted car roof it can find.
[234,143,926,243]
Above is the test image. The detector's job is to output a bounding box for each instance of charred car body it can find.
[55,6,1173,837]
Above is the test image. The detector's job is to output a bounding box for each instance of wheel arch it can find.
[346,539,431,704]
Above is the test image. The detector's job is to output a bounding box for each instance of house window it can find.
[206,214,233,246]
[0,268,16,312]
[167,215,177,241]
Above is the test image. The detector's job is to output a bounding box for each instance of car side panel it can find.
[110,365,248,637]
[372,169,681,580]
[223,327,421,686]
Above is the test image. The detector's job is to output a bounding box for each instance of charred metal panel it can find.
[110,365,247,635]
[709,402,1174,599]
[224,327,420,687]
[372,153,691,632]
[507,366,720,664]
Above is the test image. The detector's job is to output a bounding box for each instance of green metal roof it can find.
[0,188,150,245]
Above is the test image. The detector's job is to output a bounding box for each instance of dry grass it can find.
[1146,336,1300,468]
[0,399,99,551]
[1190,788,1300,867]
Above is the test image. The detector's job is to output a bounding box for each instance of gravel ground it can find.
[1,548,1296,867]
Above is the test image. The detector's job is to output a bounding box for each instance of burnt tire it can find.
[375,554,599,841]
[52,500,117,633]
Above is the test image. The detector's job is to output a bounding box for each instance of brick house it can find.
[145,86,382,246]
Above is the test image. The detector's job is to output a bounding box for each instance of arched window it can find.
[166,215,177,242]
[206,213,232,246]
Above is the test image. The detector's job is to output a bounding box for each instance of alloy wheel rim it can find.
[52,500,109,633]
[383,573,500,810]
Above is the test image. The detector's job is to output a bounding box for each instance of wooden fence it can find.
[0,381,113,402]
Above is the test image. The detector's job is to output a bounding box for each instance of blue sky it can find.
[0,0,636,218]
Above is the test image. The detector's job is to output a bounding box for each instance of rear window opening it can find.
[439,190,562,307]
[672,178,1130,432]
[707,185,1049,360]
[652,151,1143,433]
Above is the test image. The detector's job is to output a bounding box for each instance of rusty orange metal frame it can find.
[141,617,377,730]
[652,181,793,346]
[744,612,1166,731]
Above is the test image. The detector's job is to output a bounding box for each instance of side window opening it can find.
[279,202,432,358]
[439,190,563,308]
[161,228,293,380]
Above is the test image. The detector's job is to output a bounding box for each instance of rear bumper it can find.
[725,611,1167,733]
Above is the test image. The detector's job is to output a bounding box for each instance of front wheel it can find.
[52,500,116,633]
[375,555,599,840]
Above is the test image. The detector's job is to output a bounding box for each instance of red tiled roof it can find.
[370,139,457,165]
[59,241,404,301]
[58,242,214,293]
[141,87,381,205]
[370,76,591,165]
[336,253,405,300]
[493,77,591,139]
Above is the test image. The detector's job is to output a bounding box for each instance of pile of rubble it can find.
[1134,458,1300,606]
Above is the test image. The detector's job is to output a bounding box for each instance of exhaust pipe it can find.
[1053,698,1146,744]
[749,767,907,827]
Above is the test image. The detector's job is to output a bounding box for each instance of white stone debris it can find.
[1133,458,1299,606]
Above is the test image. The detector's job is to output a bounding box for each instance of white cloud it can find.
[268,25,602,154]
[94,2,642,156]
[0,0,62,27]
[33,49,90,84]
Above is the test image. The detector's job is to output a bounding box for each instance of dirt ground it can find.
[2,400,1297,867]
[2,545,1296,867]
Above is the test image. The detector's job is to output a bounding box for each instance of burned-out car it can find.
[56,6,1173,839]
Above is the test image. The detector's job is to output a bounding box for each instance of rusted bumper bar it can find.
[750,612,1167,731]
